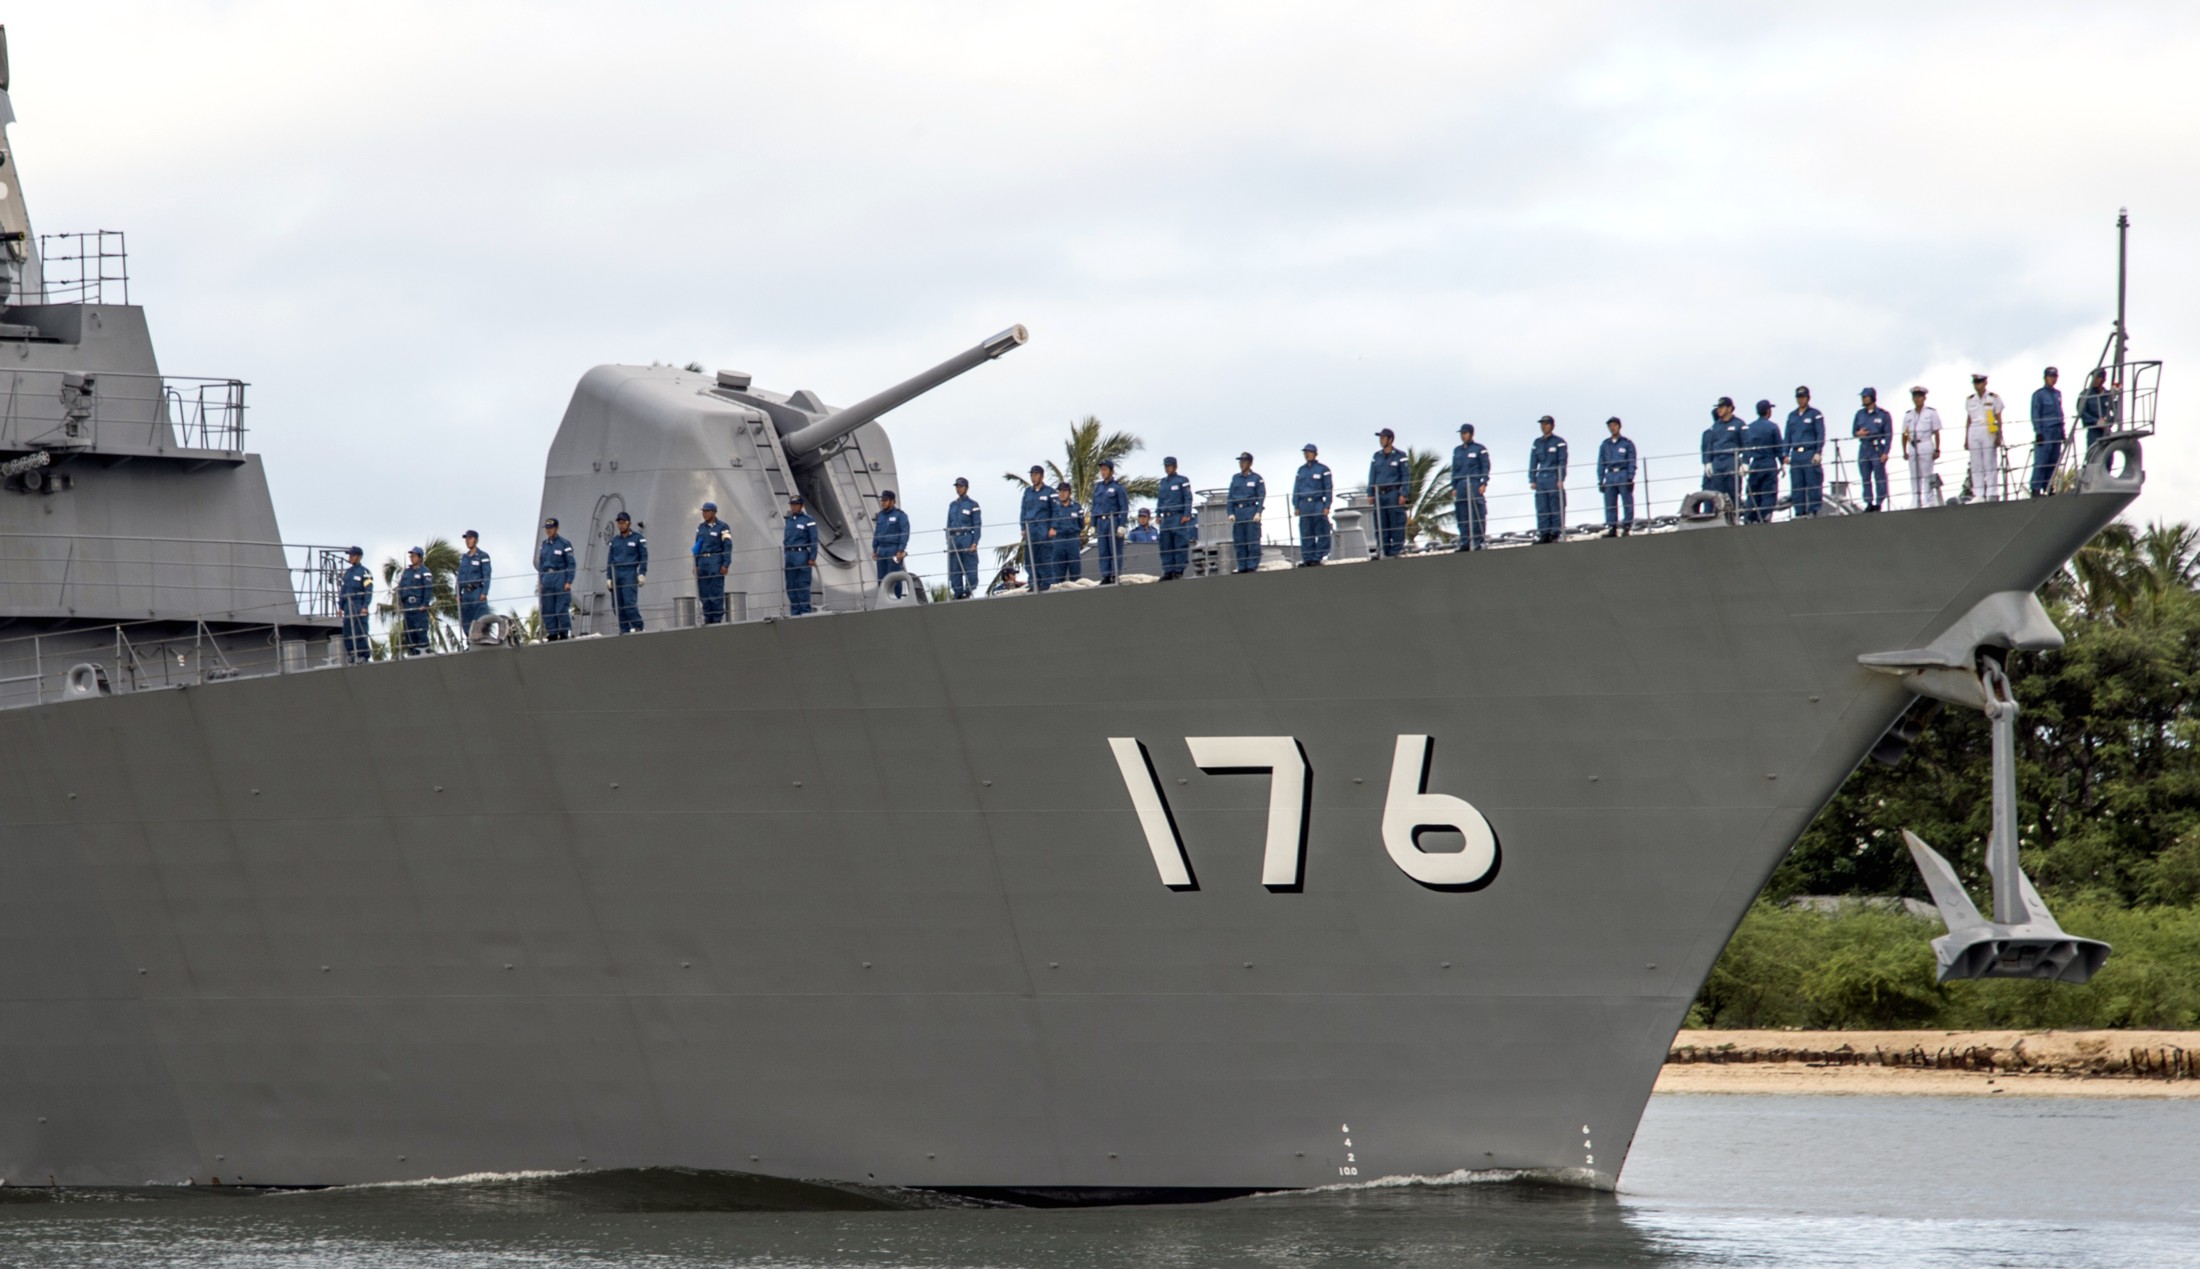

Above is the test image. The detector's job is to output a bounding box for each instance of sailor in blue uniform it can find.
[1292,443,1333,565]
[536,517,576,640]
[1853,389,1892,511]
[1155,457,1193,580]
[872,489,911,597]
[1529,415,1568,543]
[1597,416,1637,537]
[397,546,434,657]
[945,478,981,599]
[456,530,492,637]
[1452,424,1489,550]
[2077,368,2117,454]
[1090,459,1129,583]
[1044,481,1082,587]
[1227,452,1266,573]
[1701,398,1744,514]
[1019,465,1052,590]
[782,494,818,614]
[2029,366,2064,495]
[1128,508,1157,543]
[605,510,648,633]
[1785,387,1826,518]
[1741,400,1784,524]
[692,501,732,623]
[1368,428,1410,557]
[338,546,374,663]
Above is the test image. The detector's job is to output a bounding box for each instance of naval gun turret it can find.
[536,325,1026,630]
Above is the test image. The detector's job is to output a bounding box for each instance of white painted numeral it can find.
[1185,736,1309,891]
[1108,738,1195,890]
[1381,735,1499,890]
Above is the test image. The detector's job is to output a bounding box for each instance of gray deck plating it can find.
[0,490,2122,1193]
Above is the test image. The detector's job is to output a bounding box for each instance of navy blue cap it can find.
[1715,396,1734,408]
[1056,480,1073,491]
[463,529,478,538]
[346,545,362,556]
[615,510,630,521]
[1795,386,1811,397]
[543,517,559,527]
[880,489,896,500]
[1163,455,1178,466]
[789,493,804,504]
[1030,464,1046,474]
[1098,459,1114,470]
[1237,451,1254,461]
[1302,442,1318,453]
[1755,399,1775,414]
[1136,506,1152,515]
[1458,422,1474,433]
[700,501,717,511]
[1860,387,1877,397]
[1538,415,1554,425]
[408,545,423,557]
[1375,427,1395,439]
[954,476,968,486]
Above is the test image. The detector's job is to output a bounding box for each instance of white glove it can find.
[638,574,646,584]
[1813,454,1822,466]
[604,577,613,591]
[1704,463,1714,478]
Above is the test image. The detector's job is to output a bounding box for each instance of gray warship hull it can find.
[0,490,2127,1195]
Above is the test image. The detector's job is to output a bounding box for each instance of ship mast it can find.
[2113,208,2129,384]
[0,24,42,303]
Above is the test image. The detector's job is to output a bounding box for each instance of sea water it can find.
[2,1094,2194,1268]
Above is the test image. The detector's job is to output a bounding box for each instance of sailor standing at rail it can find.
[1128,508,1157,544]
[1853,389,1892,511]
[1368,429,1410,557]
[605,510,648,633]
[456,531,491,637]
[1741,401,1784,524]
[2077,368,2117,454]
[398,546,434,657]
[1784,388,1826,518]
[2029,367,2065,496]
[536,518,575,640]
[871,489,911,598]
[1045,481,1082,586]
[1962,374,2006,501]
[1155,457,1193,580]
[1597,417,1636,537]
[692,501,732,624]
[1090,460,1128,583]
[945,478,981,599]
[1452,424,1489,550]
[1292,444,1333,566]
[1902,387,1942,508]
[1701,398,1743,514]
[1019,465,1052,591]
[1227,452,1266,573]
[338,546,373,664]
[1529,416,1568,543]
[782,493,818,615]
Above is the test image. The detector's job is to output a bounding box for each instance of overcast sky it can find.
[10,1,2196,573]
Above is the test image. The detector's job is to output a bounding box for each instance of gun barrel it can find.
[778,324,1027,461]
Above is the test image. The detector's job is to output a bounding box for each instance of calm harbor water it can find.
[3,1094,2195,1268]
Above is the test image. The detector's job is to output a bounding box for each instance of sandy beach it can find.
[1659,1030,2200,1097]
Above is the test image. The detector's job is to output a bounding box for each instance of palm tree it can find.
[2046,519,2198,624]
[376,536,465,652]
[1401,447,1456,548]
[997,415,1159,564]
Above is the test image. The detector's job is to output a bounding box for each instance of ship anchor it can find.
[1859,593,2111,984]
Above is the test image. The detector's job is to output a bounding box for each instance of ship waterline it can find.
[0,488,2128,1196]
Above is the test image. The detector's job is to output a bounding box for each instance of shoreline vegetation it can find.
[1692,520,2200,1044]
[1661,1029,2200,1097]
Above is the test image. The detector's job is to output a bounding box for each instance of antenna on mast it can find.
[2113,208,2129,383]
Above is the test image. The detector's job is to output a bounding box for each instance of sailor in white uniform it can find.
[1901,386,1943,508]
[1963,373,2006,501]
